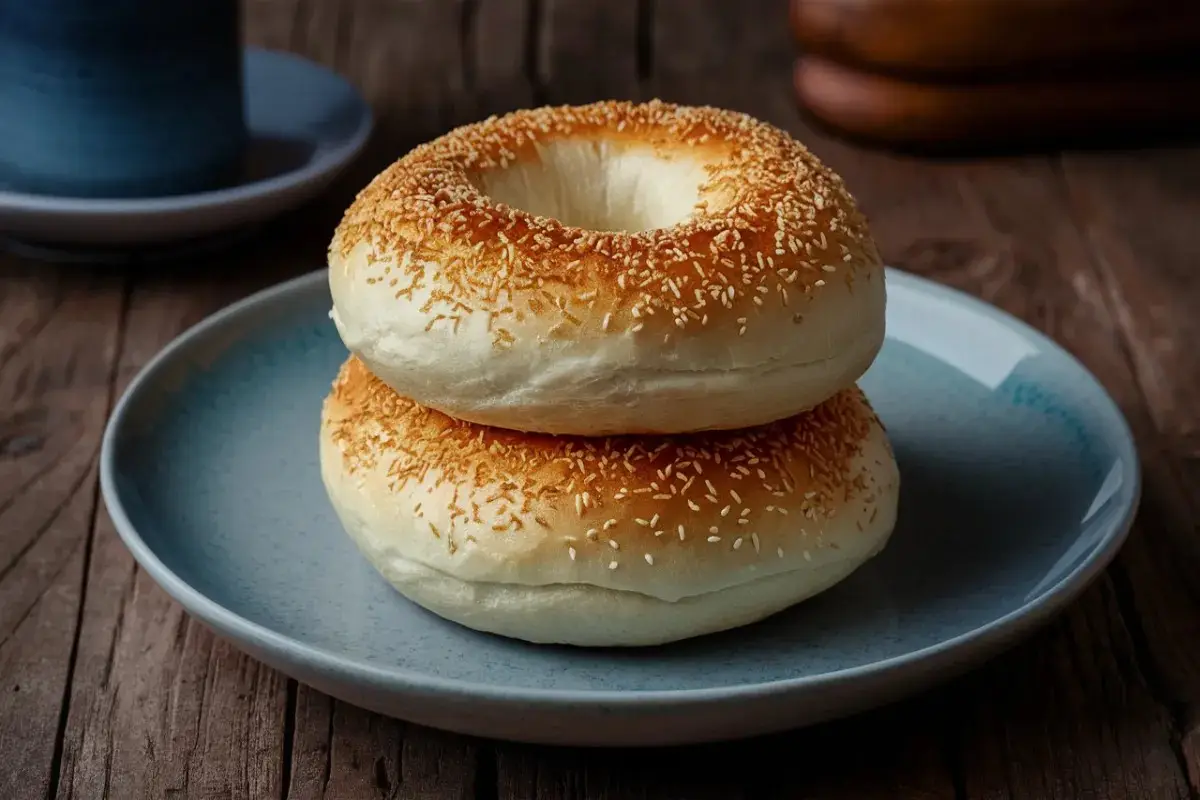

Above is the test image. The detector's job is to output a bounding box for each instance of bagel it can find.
[319,357,900,647]
[328,100,886,436]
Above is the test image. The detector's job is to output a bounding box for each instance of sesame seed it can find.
[601,313,612,331]
[635,518,649,526]
[609,561,619,570]
[654,530,664,537]
[609,540,620,550]
[330,345,874,563]
[734,537,744,550]
[777,547,785,558]
[822,264,836,273]
[586,528,598,540]
[815,279,826,287]
[752,533,761,553]
[650,513,659,526]
[730,490,742,504]
[569,546,576,561]
[707,536,721,543]
[720,505,731,517]
[645,553,655,566]
[678,524,686,539]
[803,550,812,561]
[709,526,720,534]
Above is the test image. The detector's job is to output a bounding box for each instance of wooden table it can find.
[3,1,1199,797]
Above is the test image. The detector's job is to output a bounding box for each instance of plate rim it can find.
[0,46,374,217]
[99,266,1141,708]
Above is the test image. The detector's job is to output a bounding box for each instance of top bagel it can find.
[328,100,886,436]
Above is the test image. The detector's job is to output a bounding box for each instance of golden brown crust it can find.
[322,356,898,595]
[328,99,881,342]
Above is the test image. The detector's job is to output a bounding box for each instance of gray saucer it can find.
[99,268,1139,746]
[0,48,372,255]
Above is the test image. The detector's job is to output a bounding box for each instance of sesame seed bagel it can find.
[319,357,900,647]
[328,99,886,436]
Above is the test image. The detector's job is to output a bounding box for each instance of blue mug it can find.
[0,0,246,198]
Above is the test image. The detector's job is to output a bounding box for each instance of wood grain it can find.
[778,54,1198,800]
[695,72,1200,791]
[0,263,126,800]
[50,251,313,800]
[1061,148,1200,797]
[2,0,1200,797]
[537,0,644,104]
[468,0,537,113]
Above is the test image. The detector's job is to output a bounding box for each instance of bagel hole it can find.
[474,140,712,233]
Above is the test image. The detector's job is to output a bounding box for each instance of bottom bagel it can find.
[319,357,901,647]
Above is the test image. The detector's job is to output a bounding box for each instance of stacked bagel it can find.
[319,100,900,647]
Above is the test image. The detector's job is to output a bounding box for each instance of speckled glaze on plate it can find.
[99,267,1140,747]
[0,48,372,252]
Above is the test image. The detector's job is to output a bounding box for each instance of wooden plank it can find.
[52,261,302,800]
[660,0,1192,796]
[284,686,334,799]
[285,686,482,799]
[888,151,1197,799]
[845,146,1194,800]
[538,0,644,104]
[25,4,480,798]
[1060,148,1200,796]
[496,741,751,800]
[653,0,791,87]
[0,492,91,800]
[1060,149,1200,441]
[495,692,955,799]
[0,262,126,800]
[305,697,404,800]
[468,0,537,114]
[959,583,1187,799]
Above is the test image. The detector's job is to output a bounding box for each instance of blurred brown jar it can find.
[789,0,1200,149]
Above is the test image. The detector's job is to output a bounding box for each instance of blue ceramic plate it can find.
[0,48,372,251]
[100,268,1139,746]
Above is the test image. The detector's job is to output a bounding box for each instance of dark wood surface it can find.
[2,0,1199,797]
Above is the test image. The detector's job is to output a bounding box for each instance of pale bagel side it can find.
[328,100,886,436]
[319,357,900,647]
